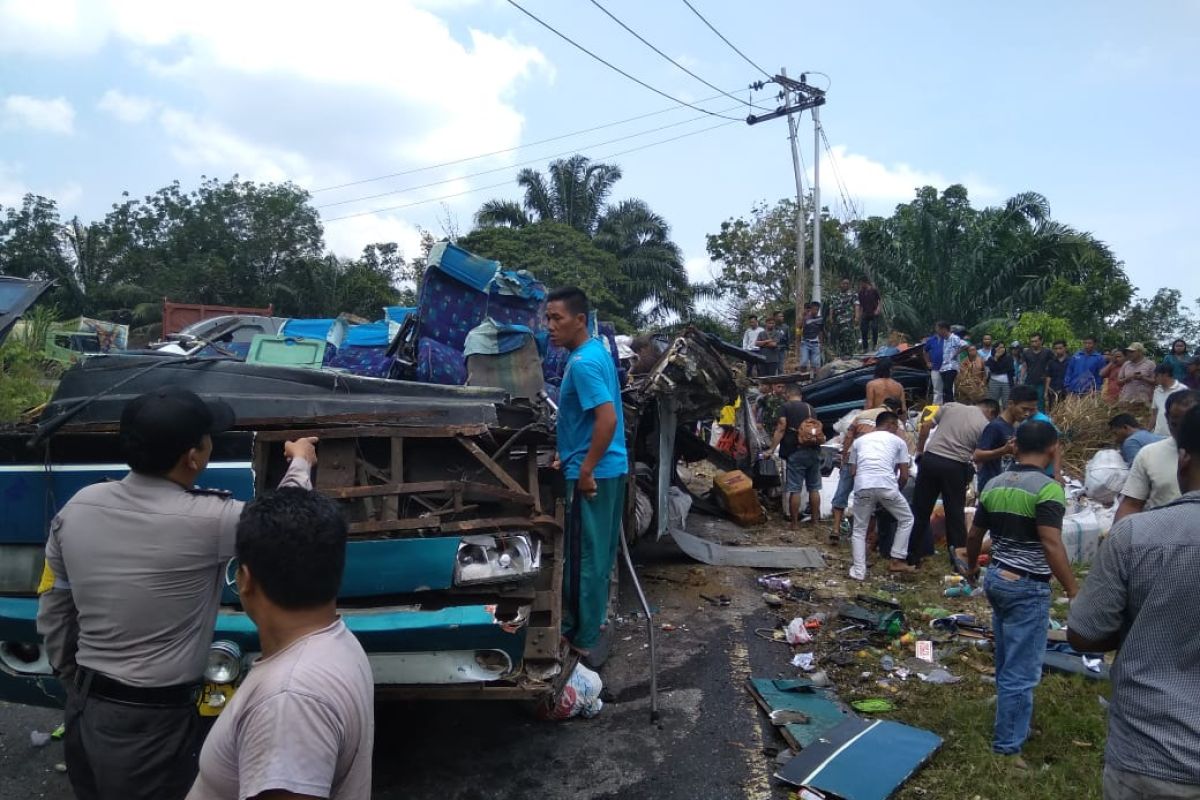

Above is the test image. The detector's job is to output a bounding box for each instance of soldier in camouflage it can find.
[828,277,858,358]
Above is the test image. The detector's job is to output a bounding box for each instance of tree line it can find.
[705,184,1199,353]
[2,159,1195,352]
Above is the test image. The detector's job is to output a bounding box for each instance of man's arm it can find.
[973,429,1014,463]
[1113,449,1152,522]
[964,523,988,580]
[1068,520,1131,652]
[768,414,788,453]
[896,462,910,490]
[917,418,935,453]
[36,518,79,688]
[577,402,617,498]
[1038,523,1078,597]
[1113,495,1145,522]
[1035,485,1078,597]
[280,437,318,488]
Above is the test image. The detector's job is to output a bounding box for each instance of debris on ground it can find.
[537,663,604,721]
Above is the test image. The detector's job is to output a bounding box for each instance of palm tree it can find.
[475,155,696,325]
[476,155,622,235]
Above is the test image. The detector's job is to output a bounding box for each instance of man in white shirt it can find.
[1115,390,1198,522]
[847,411,916,580]
[742,315,763,353]
[742,314,764,376]
[1150,363,1185,437]
[187,488,374,800]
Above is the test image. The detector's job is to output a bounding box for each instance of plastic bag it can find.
[1085,449,1129,506]
[538,663,604,720]
[667,486,692,534]
[785,617,813,645]
[1062,508,1102,564]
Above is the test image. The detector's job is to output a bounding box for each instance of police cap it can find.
[120,387,236,473]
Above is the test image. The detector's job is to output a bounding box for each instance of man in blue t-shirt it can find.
[974,385,1039,490]
[546,287,628,665]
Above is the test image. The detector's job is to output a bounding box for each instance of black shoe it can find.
[581,625,614,671]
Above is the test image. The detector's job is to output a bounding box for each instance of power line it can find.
[587,0,767,110]
[678,0,771,79]
[503,0,741,121]
[312,89,742,194]
[325,119,736,223]
[818,125,860,221]
[316,103,745,210]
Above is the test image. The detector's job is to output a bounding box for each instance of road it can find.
[0,535,806,800]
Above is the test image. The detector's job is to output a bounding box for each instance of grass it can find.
[837,559,1111,800]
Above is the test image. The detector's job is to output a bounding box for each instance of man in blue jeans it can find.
[964,420,1079,768]
[768,385,823,528]
[546,287,628,665]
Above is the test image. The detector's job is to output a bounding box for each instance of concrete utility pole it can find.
[811,103,822,305]
[746,72,827,330]
[781,67,807,332]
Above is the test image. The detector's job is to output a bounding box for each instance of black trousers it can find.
[65,686,202,800]
[940,369,958,403]
[907,452,974,565]
[860,316,881,351]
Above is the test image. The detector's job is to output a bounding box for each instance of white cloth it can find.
[188,619,375,800]
[849,487,914,580]
[1151,381,1185,436]
[1120,436,1181,510]
[742,326,763,352]
[849,430,910,491]
[991,372,1009,384]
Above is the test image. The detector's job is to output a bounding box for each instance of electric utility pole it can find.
[811,103,822,305]
[747,72,826,333]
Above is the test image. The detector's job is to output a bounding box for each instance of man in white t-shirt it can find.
[1115,390,1198,522]
[847,411,916,580]
[1150,363,1186,437]
[187,488,374,800]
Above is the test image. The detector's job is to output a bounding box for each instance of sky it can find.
[2,0,1198,311]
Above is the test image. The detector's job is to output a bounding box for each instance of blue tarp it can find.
[427,241,499,293]
[385,306,416,324]
[282,318,334,341]
[462,318,535,358]
[491,269,546,301]
[344,321,391,348]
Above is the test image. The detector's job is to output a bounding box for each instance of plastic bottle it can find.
[943,575,965,586]
[943,584,974,598]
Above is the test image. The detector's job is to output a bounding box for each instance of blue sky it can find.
[2,0,1198,313]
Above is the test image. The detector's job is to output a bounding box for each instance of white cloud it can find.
[3,94,75,134]
[684,255,715,284]
[0,161,82,209]
[97,89,155,123]
[158,109,315,186]
[815,145,998,206]
[322,212,425,261]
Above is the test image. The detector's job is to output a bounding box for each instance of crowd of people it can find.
[752,314,1200,792]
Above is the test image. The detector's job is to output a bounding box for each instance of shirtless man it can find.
[865,358,907,416]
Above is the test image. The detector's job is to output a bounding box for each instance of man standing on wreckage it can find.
[545,286,628,669]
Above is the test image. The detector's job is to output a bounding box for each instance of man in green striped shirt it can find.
[965,419,1079,767]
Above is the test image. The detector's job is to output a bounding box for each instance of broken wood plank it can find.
[439,516,539,533]
[455,435,530,496]
[255,424,488,441]
[348,517,441,534]
[316,439,357,490]
[321,480,534,506]
[384,437,404,520]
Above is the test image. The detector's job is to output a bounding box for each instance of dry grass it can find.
[1052,394,1149,477]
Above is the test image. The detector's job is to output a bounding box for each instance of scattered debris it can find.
[774,717,942,795]
[537,663,604,721]
[29,731,52,748]
[851,698,896,713]
[785,618,813,645]
[670,523,825,569]
[792,653,816,671]
[763,592,784,607]
[747,678,853,750]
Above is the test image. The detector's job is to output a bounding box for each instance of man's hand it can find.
[578,469,598,500]
[284,437,319,465]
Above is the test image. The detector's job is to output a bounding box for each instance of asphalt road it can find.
[0,536,799,800]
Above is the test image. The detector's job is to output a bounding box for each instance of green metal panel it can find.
[245,334,327,368]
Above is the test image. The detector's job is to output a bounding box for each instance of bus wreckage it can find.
[0,246,758,715]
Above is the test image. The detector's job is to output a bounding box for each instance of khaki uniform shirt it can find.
[37,457,312,687]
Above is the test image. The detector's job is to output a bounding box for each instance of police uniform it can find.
[36,388,313,800]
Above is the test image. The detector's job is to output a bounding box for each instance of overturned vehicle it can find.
[0,247,749,713]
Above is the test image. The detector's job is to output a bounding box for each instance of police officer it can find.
[36,386,318,800]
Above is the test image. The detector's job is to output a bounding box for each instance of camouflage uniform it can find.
[829,289,858,358]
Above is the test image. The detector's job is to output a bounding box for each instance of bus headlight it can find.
[204,641,243,684]
[454,534,541,585]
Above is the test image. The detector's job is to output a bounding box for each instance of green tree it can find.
[706,195,857,314]
[458,222,632,330]
[1109,288,1200,355]
[475,155,694,325]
